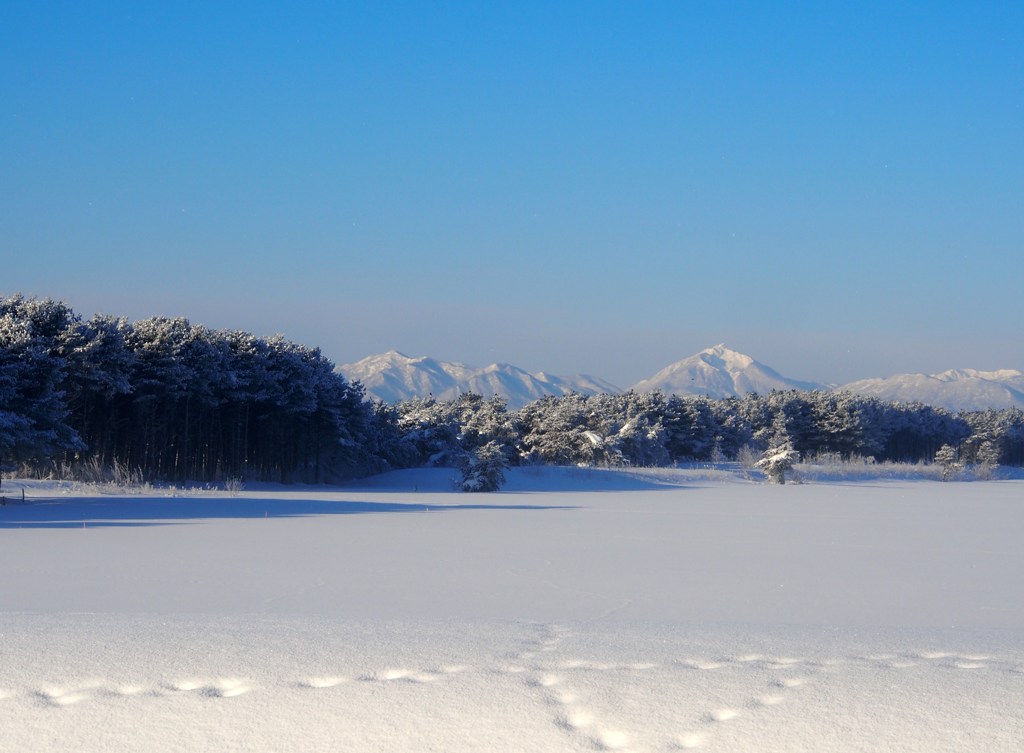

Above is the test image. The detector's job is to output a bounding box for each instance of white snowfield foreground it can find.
[1,467,1022,752]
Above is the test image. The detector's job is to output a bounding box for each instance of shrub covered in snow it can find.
[458,441,507,492]
[757,445,800,484]
[934,444,963,481]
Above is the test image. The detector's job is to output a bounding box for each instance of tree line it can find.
[1,295,379,482]
[382,390,1024,474]
[3,295,1022,484]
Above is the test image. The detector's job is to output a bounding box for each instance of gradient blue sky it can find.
[3,2,1022,387]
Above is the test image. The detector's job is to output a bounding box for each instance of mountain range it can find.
[841,369,1024,412]
[336,345,1024,412]
[336,350,619,409]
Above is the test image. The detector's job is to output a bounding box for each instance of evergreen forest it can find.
[3,295,1023,484]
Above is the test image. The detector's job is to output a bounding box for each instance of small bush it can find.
[934,444,963,481]
[458,441,507,492]
[736,445,759,469]
[756,445,800,484]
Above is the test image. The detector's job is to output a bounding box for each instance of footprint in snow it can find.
[556,708,594,730]
[672,732,705,749]
[707,708,740,722]
[112,684,149,696]
[953,661,986,670]
[772,676,808,689]
[591,728,630,750]
[298,676,347,689]
[915,651,950,660]
[166,678,249,698]
[37,688,90,706]
[360,668,439,683]
[677,659,723,670]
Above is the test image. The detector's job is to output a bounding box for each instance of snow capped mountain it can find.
[443,363,620,408]
[630,344,824,398]
[335,351,475,404]
[336,351,621,409]
[340,347,1024,411]
[841,369,1024,412]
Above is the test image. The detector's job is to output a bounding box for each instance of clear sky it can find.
[3,2,1022,388]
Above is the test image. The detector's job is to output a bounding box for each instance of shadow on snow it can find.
[0,496,576,529]
[344,466,695,493]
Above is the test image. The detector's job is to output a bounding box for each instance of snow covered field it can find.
[2,467,1022,752]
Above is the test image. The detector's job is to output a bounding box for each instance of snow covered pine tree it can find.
[934,444,962,481]
[755,412,800,484]
[459,440,507,492]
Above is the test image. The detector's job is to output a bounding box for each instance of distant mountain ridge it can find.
[840,369,1024,412]
[338,347,1024,412]
[336,350,620,409]
[629,344,825,398]
[336,351,474,403]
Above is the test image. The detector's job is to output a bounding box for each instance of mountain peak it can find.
[631,346,822,398]
[339,348,1023,411]
[699,344,754,371]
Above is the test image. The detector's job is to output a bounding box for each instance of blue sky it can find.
[3,2,1022,387]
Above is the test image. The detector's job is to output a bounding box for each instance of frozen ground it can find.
[1,467,1022,752]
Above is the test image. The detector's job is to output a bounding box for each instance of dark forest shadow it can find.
[344,466,694,493]
[0,495,576,529]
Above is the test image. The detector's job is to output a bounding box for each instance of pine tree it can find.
[459,440,507,492]
[0,295,83,469]
[756,414,800,484]
[934,444,962,481]
[974,440,1000,480]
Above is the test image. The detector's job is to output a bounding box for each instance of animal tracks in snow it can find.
[504,626,1024,752]
[296,675,347,689]
[852,650,1012,674]
[25,677,253,706]
[4,624,1022,753]
[507,624,831,752]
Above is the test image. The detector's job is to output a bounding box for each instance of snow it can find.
[334,350,477,403]
[339,346,1024,410]
[2,468,1023,751]
[631,344,825,398]
[336,351,620,408]
[842,369,1024,411]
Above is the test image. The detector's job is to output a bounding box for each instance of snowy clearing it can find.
[2,467,1022,752]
